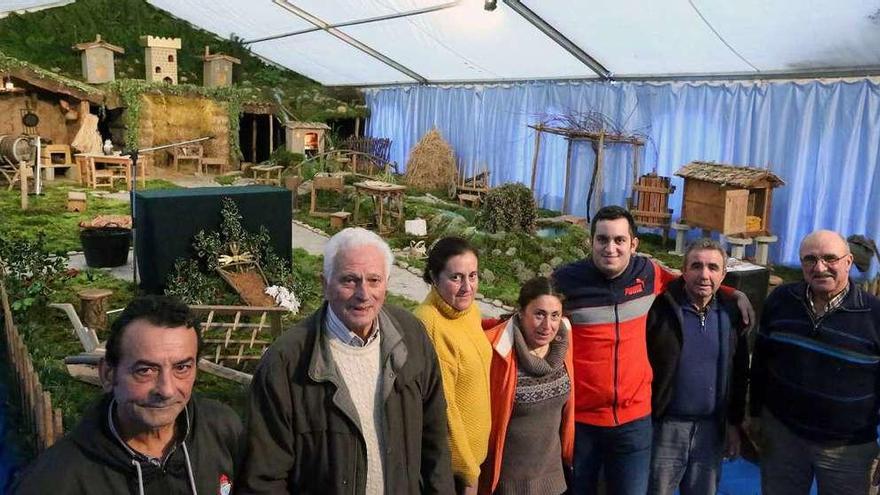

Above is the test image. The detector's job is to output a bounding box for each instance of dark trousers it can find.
[648,417,722,495]
[572,416,653,495]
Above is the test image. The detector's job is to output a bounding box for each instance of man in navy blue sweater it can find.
[750,230,880,494]
[646,239,748,495]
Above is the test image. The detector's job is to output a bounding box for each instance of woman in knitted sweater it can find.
[479,277,575,495]
[414,237,492,495]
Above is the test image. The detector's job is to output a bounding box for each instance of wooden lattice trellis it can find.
[190,305,287,380]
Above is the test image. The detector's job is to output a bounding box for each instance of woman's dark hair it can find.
[105,295,202,368]
[423,236,479,284]
[517,276,565,309]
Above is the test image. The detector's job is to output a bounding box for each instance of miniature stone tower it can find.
[201,46,240,88]
[139,35,182,84]
[73,35,124,84]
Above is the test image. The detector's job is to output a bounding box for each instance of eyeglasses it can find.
[800,254,848,268]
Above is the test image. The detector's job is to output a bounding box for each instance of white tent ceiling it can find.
[131,1,880,85]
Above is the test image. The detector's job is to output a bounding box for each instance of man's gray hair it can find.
[683,238,728,268]
[323,227,394,281]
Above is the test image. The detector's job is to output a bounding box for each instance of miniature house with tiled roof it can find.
[675,161,785,236]
[201,46,240,88]
[72,35,124,84]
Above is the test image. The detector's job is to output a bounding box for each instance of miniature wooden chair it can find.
[170,144,204,173]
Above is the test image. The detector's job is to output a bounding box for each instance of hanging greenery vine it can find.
[107,79,253,159]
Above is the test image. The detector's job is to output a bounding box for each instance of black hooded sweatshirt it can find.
[10,394,241,495]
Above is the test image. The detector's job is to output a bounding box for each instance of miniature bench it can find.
[251,164,284,186]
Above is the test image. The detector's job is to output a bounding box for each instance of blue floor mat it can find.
[717,458,817,495]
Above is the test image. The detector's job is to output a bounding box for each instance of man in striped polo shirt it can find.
[750,230,880,494]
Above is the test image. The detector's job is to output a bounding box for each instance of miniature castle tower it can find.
[139,35,182,84]
[72,35,124,84]
[201,46,240,88]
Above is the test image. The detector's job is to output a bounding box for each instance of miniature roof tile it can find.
[201,47,240,64]
[73,34,124,54]
[675,161,785,188]
[286,121,331,130]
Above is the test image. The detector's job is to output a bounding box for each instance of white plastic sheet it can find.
[144,0,880,85]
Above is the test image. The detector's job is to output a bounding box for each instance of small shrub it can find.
[271,148,305,168]
[0,231,70,316]
[477,182,537,234]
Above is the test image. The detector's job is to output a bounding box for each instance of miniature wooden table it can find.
[352,180,406,235]
[75,153,145,190]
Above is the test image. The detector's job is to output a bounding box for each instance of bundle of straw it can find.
[404,128,457,190]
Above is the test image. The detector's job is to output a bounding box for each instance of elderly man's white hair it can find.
[323,227,394,281]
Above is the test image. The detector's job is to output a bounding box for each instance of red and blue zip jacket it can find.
[553,255,677,427]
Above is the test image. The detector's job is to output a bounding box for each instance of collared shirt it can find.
[325,305,380,347]
[806,283,849,317]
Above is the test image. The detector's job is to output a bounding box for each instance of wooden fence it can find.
[858,277,880,297]
[0,271,64,451]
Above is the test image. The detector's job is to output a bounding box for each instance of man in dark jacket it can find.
[11,295,241,495]
[237,227,454,494]
[646,238,748,495]
[750,230,880,494]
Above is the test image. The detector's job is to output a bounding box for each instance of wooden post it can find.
[586,131,606,221]
[19,162,28,210]
[268,114,274,155]
[251,118,257,164]
[562,138,573,214]
[52,408,63,447]
[354,117,361,138]
[530,128,543,192]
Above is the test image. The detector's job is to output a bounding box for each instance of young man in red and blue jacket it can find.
[553,206,752,495]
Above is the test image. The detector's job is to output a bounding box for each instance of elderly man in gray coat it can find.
[238,227,454,494]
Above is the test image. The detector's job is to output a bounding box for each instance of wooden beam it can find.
[562,138,573,214]
[268,114,274,155]
[251,118,257,164]
[530,129,543,192]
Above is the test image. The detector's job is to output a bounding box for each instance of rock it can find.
[475,293,485,300]
[398,261,409,269]
[538,263,553,277]
[505,247,517,257]
[572,248,586,259]
[492,299,504,307]
[502,305,515,312]
[491,248,502,257]
[516,268,536,283]
[511,259,525,272]
[550,256,564,267]
[480,268,496,284]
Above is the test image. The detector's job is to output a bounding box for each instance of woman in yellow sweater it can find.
[414,237,492,495]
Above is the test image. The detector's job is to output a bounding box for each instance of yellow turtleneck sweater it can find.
[414,288,492,486]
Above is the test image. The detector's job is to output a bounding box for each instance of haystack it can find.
[405,128,457,190]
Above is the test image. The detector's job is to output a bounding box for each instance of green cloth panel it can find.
[134,185,292,294]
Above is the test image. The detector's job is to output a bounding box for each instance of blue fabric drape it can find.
[366,79,880,267]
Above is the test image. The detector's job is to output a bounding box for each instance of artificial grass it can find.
[0,181,179,254]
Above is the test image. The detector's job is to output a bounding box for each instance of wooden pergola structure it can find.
[528,123,644,220]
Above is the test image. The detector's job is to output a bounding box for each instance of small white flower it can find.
[265,285,300,315]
